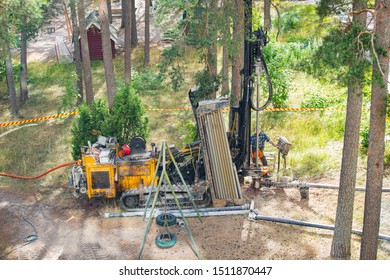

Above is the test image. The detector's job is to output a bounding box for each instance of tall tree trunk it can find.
[125,0,132,84]
[131,0,138,46]
[206,0,218,98]
[121,0,127,28]
[360,0,390,260]
[70,0,83,105]
[107,0,112,23]
[99,0,117,110]
[144,0,150,66]
[78,0,94,105]
[231,0,244,107]
[221,43,230,97]
[19,29,28,103]
[5,43,19,118]
[264,0,271,31]
[330,0,367,260]
[221,0,231,96]
[221,0,230,97]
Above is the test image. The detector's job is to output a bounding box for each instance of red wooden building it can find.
[80,11,118,60]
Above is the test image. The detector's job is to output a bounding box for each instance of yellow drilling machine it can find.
[69,135,211,211]
[69,0,295,211]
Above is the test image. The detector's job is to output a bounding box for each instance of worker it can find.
[250,129,278,177]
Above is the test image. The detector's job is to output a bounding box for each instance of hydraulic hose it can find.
[249,51,273,112]
[0,161,77,180]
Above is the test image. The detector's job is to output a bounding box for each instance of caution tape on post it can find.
[0,107,383,128]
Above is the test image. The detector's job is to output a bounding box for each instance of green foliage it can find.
[294,151,330,177]
[104,85,149,145]
[312,24,373,86]
[0,62,5,78]
[132,69,165,95]
[275,4,335,42]
[60,71,79,112]
[158,42,186,91]
[360,125,369,149]
[192,69,219,103]
[280,10,301,33]
[177,120,199,146]
[70,86,149,159]
[70,100,109,160]
[317,0,351,18]
[262,43,292,108]
[155,0,227,93]
[301,92,331,108]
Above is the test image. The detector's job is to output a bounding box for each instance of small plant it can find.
[280,10,301,33]
[301,92,330,108]
[178,120,199,146]
[360,126,370,150]
[60,72,79,112]
[132,69,165,95]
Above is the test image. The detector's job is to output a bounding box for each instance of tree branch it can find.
[349,3,389,85]
[271,1,280,41]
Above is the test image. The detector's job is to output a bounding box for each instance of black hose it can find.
[0,215,38,259]
[249,51,273,112]
[254,214,390,242]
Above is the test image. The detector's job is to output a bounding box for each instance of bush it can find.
[301,92,330,108]
[70,100,109,160]
[70,85,149,160]
[262,43,292,108]
[132,69,165,95]
[177,120,199,147]
[104,85,149,145]
[280,10,301,33]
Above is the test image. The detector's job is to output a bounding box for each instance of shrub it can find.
[132,69,165,95]
[178,120,199,147]
[70,100,109,160]
[301,92,330,108]
[280,10,301,33]
[262,43,292,108]
[70,85,149,159]
[104,85,149,145]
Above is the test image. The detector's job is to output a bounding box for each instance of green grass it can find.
[1,3,390,194]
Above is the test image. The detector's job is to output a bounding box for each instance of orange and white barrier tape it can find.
[0,107,381,128]
[0,111,78,127]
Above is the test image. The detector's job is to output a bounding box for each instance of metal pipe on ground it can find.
[250,213,390,242]
[268,181,390,193]
[104,204,250,219]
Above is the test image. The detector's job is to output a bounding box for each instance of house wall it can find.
[80,26,116,60]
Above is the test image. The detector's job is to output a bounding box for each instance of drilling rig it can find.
[69,0,293,210]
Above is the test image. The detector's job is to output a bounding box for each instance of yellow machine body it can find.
[81,151,157,200]
[116,158,157,192]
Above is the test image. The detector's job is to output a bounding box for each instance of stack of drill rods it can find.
[212,110,239,199]
[199,110,241,200]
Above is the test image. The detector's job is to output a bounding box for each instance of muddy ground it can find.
[1,177,389,260]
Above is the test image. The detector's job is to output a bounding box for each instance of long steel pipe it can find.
[104,204,250,219]
[267,181,390,193]
[250,212,390,242]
